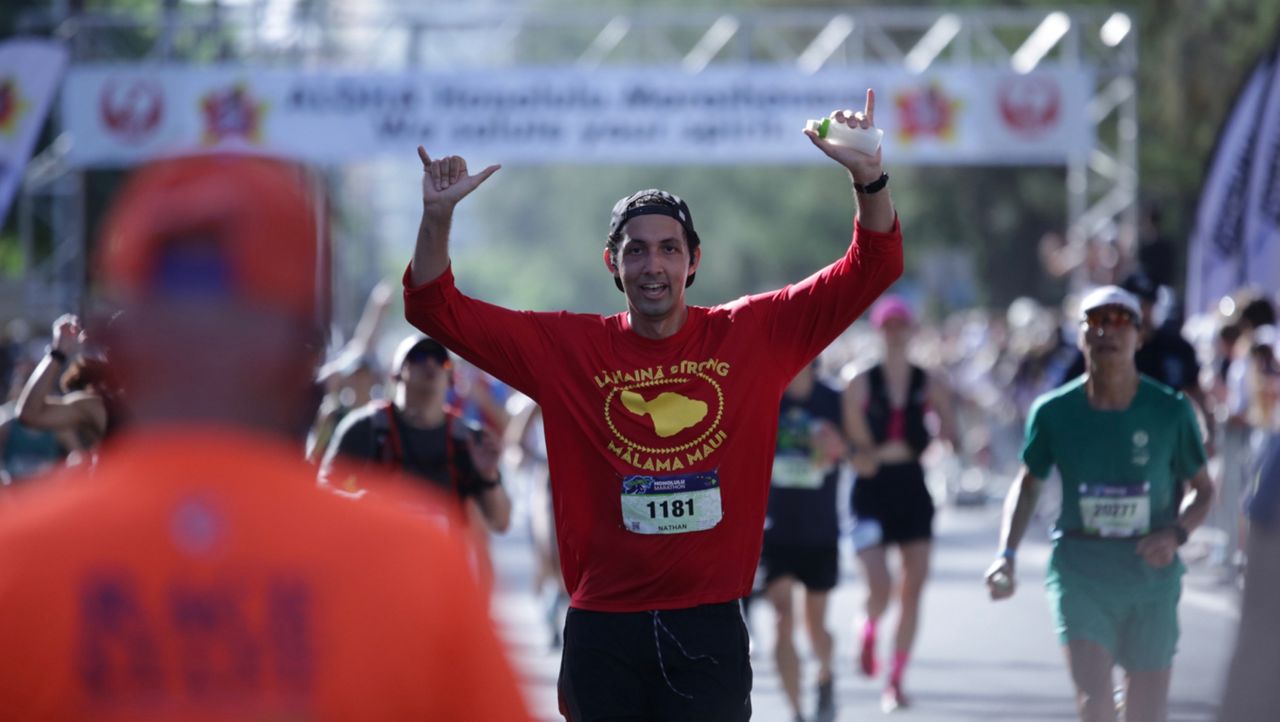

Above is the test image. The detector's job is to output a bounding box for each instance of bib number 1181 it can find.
[647,498,695,519]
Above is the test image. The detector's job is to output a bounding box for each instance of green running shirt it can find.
[1022,376,1207,598]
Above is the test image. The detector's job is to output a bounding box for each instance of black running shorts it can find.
[851,460,934,546]
[557,601,752,722]
[760,542,840,592]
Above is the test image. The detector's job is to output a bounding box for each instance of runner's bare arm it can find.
[803,88,895,233]
[409,147,501,287]
[986,465,1043,600]
[926,371,959,449]
[1136,464,1215,568]
[16,315,103,434]
[16,360,89,432]
[469,428,512,532]
[841,372,880,478]
[477,483,513,533]
[1177,463,1216,534]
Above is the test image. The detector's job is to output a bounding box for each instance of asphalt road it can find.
[490,500,1239,722]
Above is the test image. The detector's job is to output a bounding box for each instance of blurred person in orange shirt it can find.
[0,154,531,722]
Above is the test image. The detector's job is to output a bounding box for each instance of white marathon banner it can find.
[0,39,69,227]
[63,65,1092,168]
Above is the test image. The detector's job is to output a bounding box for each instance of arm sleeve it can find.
[402,265,557,400]
[1020,398,1055,480]
[1172,394,1208,480]
[730,218,903,376]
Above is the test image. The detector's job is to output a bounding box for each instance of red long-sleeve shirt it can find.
[405,218,903,611]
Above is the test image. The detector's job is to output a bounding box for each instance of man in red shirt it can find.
[406,90,902,721]
[0,155,531,721]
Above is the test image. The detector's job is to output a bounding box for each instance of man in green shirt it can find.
[985,285,1215,722]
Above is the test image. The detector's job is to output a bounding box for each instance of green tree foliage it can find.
[462,0,1278,315]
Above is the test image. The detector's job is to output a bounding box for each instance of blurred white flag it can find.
[0,38,69,228]
[1242,45,1280,300]
[1186,46,1277,314]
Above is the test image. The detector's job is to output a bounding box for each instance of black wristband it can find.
[854,172,889,195]
[472,473,501,491]
[1172,524,1189,546]
[47,348,67,365]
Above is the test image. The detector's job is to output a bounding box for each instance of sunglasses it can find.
[1081,308,1137,330]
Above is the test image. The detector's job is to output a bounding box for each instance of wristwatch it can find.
[1171,524,1189,546]
[46,347,67,365]
[854,172,889,195]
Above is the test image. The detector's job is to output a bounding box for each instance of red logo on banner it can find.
[0,76,30,137]
[200,83,266,145]
[998,76,1061,137]
[894,83,960,143]
[100,79,164,143]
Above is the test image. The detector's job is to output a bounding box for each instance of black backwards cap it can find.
[606,189,700,291]
[1120,271,1159,303]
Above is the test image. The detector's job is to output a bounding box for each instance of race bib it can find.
[1078,482,1151,538]
[621,471,723,535]
[771,453,823,489]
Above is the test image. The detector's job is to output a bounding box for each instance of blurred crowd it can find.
[4,272,1276,584]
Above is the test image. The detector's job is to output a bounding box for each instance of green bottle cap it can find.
[818,117,831,139]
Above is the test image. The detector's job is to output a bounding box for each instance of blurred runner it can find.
[761,361,847,722]
[843,295,956,711]
[986,285,1214,722]
[506,393,567,648]
[320,332,512,584]
[0,358,69,485]
[16,313,122,465]
[1219,431,1280,721]
[0,155,530,721]
[307,280,394,463]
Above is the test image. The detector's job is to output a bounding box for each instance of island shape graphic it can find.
[620,390,708,438]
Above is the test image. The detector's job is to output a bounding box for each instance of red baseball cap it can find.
[97,154,323,321]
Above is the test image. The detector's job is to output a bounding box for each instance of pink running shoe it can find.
[858,632,877,677]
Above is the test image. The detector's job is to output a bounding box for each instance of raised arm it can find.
[804,88,895,232]
[409,147,501,287]
[16,315,104,435]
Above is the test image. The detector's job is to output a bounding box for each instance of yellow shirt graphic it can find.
[620,390,708,438]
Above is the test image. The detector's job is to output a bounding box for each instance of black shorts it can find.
[558,601,752,722]
[760,542,839,592]
[851,461,934,547]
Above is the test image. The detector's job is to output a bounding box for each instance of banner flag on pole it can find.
[1242,42,1280,299]
[0,39,70,229]
[1186,45,1277,315]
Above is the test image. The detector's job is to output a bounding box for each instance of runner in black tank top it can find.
[760,361,846,722]
[843,296,956,712]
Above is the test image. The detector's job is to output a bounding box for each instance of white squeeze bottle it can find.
[805,117,883,154]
